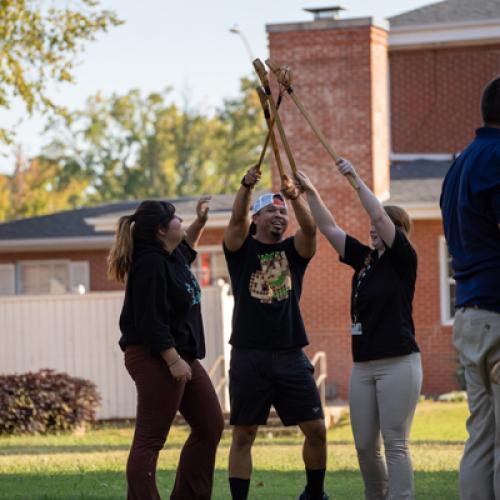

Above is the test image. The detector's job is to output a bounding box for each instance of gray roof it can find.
[389,0,500,27]
[0,161,452,241]
[0,195,235,241]
[388,159,452,204]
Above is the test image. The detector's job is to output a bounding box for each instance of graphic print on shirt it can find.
[249,250,292,304]
[184,265,201,305]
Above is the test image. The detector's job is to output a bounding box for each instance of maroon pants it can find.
[124,346,224,500]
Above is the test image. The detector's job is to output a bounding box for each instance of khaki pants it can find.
[454,307,500,500]
[349,353,423,500]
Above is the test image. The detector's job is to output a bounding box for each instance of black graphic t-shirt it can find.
[340,229,420,362]
[119,239,205,358]
[223,235,311,349]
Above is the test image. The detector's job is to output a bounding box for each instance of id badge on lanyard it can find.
[351,256,371,337]
[351,322,363,335]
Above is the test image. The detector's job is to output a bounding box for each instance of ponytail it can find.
[107,215,135,284]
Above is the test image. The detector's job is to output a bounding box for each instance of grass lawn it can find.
[0,401,468,499]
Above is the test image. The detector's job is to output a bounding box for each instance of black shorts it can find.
[229,348,324,426]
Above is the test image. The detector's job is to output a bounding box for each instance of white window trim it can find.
[439,236,455,326]
[69,261,91,294]
[0,263,16,295]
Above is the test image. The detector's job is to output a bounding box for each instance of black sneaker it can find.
[297,491,329,500]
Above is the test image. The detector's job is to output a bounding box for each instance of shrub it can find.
[0,369,100,435]
[438,390,468,402]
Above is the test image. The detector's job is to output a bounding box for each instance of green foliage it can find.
[213,77,271,192]
[0,0,122,143]
[42,78,269,204]
[0,78,269,221]
[0,369,100,435]
[0,149,90,221]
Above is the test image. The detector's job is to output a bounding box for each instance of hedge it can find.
[0,369,100,434]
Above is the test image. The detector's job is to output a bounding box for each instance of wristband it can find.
[167,355,181,368]
[241,176,252,189]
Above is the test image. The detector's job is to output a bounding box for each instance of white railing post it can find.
[311,351,327,410]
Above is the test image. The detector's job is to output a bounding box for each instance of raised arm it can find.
[337,159,396,248]
[281,179,316,259]
[223,166,261,251]
[185,196,211,248]
[295,170,347,258]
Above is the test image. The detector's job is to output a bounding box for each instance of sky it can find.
[0,0,436,172]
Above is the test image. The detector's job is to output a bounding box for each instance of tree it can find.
[0,0,122,143]
[0,146,90,221]
[43,78,269,203]
[44,88,176,201]
[214,77,271,192]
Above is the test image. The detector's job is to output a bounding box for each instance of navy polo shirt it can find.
[440,126,500,313]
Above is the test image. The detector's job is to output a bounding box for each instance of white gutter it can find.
[0,236,114,253]
[389,18,500,49]
[85,212,231,233]
[393,202,441,220]
[391,153,454,161]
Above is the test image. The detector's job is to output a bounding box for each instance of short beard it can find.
[269,228,282,241]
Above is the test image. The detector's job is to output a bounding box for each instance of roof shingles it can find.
[0,195,235,240]
[389,0,500,27]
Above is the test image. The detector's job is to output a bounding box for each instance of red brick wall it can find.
[390,44,500,153]
[288,218,459,398]
[411,220,458,395]
[268,22,460,398]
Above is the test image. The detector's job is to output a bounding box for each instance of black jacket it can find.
[119,239,205,358]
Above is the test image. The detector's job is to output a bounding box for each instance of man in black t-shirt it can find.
[224,166,328,500]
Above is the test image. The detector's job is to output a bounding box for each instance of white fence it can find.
[0,286,233,419]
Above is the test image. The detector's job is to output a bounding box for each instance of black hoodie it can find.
[119,239,205,358]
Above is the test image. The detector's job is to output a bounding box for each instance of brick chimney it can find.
[266,11,390,398]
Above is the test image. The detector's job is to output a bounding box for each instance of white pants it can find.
[349,353,423,500]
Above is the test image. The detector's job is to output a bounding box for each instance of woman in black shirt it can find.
[107,198,224,500]
[297,159,423,500]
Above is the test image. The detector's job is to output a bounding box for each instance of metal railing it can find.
[208,354,226,404]
[311,351,328,410]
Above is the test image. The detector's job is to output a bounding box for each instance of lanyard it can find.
[352,253,374,323]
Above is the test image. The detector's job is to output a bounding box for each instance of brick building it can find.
[266,0,500,397]
[1,0,499,398]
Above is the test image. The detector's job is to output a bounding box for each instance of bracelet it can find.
[167,355,181,368]
[241,176,252,189]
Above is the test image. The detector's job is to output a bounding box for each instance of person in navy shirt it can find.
[440,76,500,500]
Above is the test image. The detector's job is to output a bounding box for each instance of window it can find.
[192,248,229,287]
[439,237,456,325]
[20,261,69,294]
[0,260,91,296]
[0,264,15,296]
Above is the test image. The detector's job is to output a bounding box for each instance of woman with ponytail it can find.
[108,197,224,500]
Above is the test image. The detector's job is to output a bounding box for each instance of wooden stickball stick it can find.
[255,87,288,185]
[255,94,283,171]
[253,58,298,176]
[265,58,359,190]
